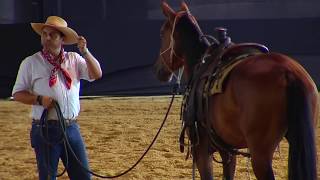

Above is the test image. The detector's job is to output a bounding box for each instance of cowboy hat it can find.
[31,16,79,45]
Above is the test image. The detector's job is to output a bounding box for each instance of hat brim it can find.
[31,23,79,45]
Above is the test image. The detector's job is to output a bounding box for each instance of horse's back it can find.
[211,52,318,149]
[232,52,317,100]
[233,52,318,127]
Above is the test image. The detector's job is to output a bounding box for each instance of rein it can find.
[40,90,178,178]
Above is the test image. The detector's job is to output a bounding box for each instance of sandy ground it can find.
[0,96,319,180]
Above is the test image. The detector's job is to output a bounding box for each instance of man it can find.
[12,16,102,180]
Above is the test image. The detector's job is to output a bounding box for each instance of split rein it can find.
[39,90,178,179]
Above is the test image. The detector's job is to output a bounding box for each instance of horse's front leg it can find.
[219,151,236,180]
[193,130,213,180]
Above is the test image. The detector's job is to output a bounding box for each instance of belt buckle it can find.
[64,119,76,126]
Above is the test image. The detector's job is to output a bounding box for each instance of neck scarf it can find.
[41,47,72,89]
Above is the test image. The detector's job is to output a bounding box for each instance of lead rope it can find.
[44,79,181,179]
[39,108,69,178]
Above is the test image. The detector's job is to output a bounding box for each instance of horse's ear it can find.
[161,1,175,20]
[180,1,190,12]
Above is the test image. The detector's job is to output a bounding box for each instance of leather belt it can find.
[32,119,77,126]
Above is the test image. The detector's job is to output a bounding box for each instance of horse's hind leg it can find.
[219,151,236,180]
[250,150,275,180]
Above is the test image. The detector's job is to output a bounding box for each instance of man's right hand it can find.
[41,96,54,109]
[13,91,54,109]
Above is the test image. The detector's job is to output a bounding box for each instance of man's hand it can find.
[77,36,88,55]
[41,96,54,109]
[76,35,102,80]
[13,91,55,109]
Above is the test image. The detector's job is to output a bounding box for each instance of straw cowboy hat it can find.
[31,16,79,45]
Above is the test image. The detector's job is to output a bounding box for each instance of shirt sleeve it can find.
[12,58,33,95]
[73,52,95,82]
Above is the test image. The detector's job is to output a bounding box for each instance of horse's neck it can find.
[183,41,208,80]
[176,15,210,80]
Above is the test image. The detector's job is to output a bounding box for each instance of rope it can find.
[39,108,68,178]
[39,90,177,178]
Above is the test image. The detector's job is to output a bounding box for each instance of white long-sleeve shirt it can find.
[12,51,94,120]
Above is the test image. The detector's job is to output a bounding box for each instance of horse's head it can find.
[153,1,208,82]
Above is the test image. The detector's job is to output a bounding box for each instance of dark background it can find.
[1,0,319,98]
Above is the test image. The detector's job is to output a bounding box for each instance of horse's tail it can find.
[286,73,317,180]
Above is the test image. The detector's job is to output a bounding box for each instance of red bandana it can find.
[41,47,72,89]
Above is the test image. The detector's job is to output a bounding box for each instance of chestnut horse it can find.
[153,2,318,180]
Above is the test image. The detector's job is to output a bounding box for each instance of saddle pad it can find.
[210,59,245,95]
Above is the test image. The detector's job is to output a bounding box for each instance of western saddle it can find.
[179,27,269,159]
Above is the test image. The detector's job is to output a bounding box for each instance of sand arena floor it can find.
[0,96,319,179]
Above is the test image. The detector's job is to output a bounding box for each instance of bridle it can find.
[159,11,190,82]
[159,10,207,84]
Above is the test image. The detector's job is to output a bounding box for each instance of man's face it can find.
[41,26,64,51]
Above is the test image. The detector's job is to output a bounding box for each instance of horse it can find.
[153,2,318,180]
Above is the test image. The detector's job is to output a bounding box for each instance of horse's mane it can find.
[175,13,208,62]
[176,14,202,47]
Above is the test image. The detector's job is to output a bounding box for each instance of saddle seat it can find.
[209,43,269,95]
[221,43,269,64]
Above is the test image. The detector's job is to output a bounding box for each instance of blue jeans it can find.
[30,122,91,180]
